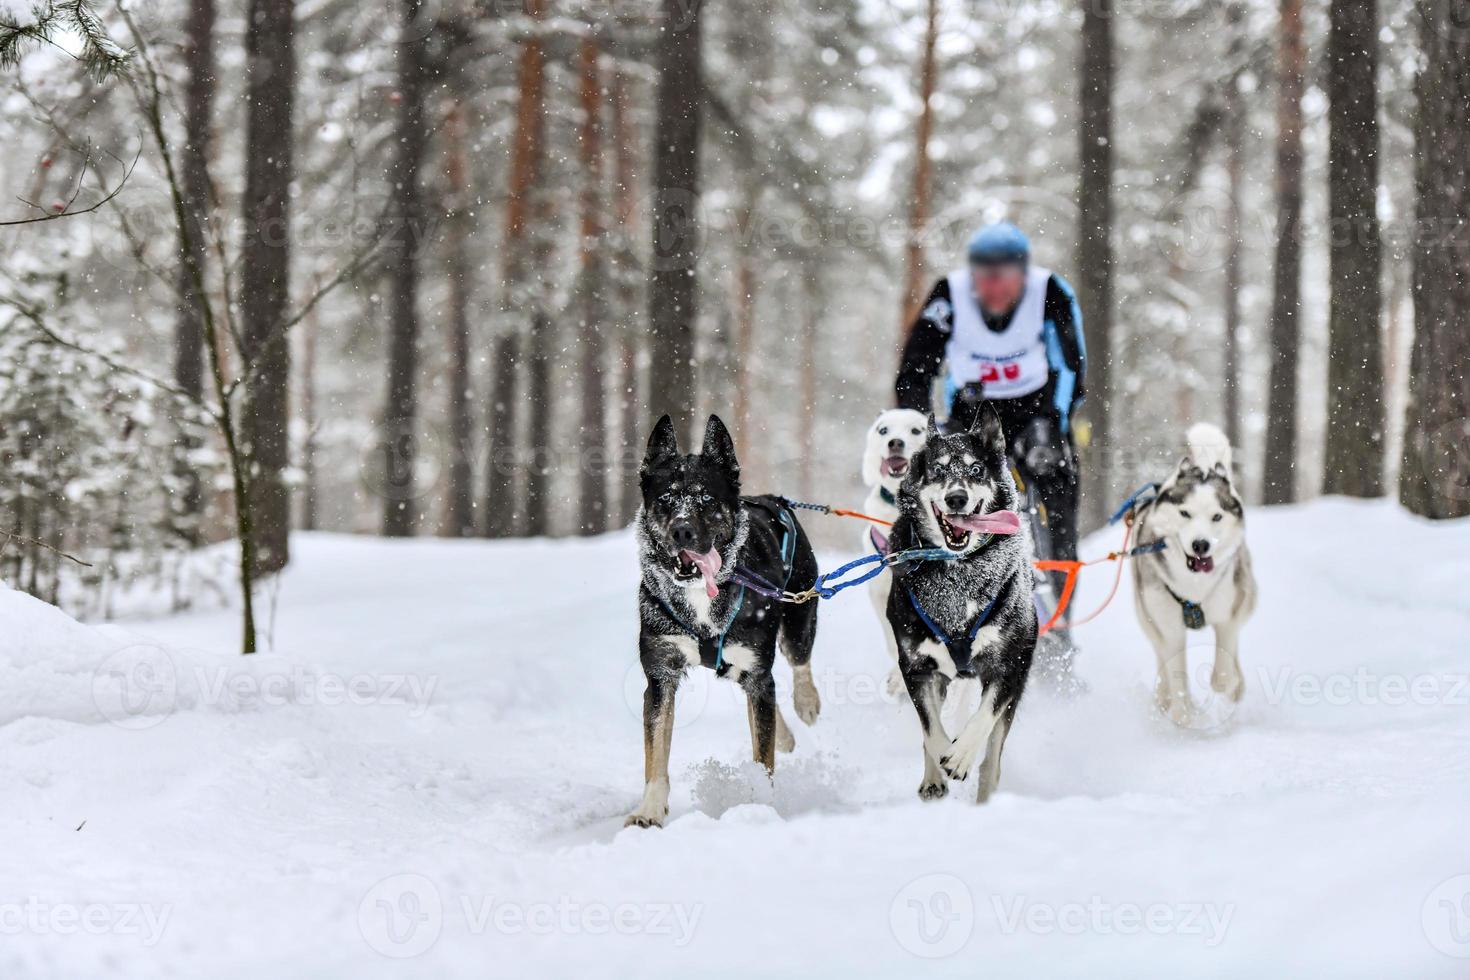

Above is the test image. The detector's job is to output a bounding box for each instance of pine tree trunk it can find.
[300,292,319,531]
[381,0,429,536]
[1322,0,1384,496]
[732,191,758,469]
[611,70,643,527]
[899,0,939,343]
[1222,2,1246,453]
[491,0,548,536]
[1399,1,1470,518]
[174,0,214,540]
[577,38,610,536]
[800,266,820,500]
[485,333,521,537]
[240,0,295,575]
[647,0,703,442]
[444,98,477,537]
[1262,0,1305,505]
[523,310,553,536]
[1077,0,1115,519]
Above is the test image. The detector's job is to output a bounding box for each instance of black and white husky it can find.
[1131,423,1257,725]
[859,408,930,694]
[886,408,1036,803]
[626,415,821,828]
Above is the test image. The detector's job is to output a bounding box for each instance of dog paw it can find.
[939,749,974,782]
[1158,697,1193,727]
[623,808,666,829]
[793,673,821,726]
[918,779,949,801]
[885,666,906,698]
[775,710,797,754]
[1211,668,1245,703]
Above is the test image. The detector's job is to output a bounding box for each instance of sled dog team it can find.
[627,409,1256,828]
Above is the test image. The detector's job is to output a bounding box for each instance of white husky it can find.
[1131,423,1257,725]
[859,409,930,694]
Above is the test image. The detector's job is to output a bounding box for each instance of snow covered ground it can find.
[2,498,1468,977]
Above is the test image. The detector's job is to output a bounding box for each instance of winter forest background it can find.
[0,0,1466,651]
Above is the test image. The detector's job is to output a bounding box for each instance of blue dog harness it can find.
[905,584,1001,676]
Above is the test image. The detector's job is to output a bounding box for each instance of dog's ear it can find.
[701,414,741,484]
[925,413,942,445]
[970,401,1006,457]
[643,414,679,473]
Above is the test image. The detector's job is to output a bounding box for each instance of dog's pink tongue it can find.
[683,548,723,597]
[946,509,1022,535]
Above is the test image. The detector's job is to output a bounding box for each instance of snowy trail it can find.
[2,499,1467,977]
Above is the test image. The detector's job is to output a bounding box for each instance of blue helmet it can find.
[967,222,1031,267]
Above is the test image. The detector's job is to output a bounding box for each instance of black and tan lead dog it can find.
[626,415,821,828]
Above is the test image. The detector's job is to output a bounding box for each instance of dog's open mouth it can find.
[880,455,910,478]
[932,502,1023,551]
[675,547,722,597]
[1186,554,1215,574]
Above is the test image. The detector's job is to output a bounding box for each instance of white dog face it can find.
[862,409,930,489]
[1150,463,1245,574]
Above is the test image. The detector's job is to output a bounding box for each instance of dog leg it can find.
[744,673,779,773]
[1137,595,1192,724]
[903,667,952,800]
[779,604,822,725]
[975,701,1016,803]
[1210,621,1245,702]
[939,684,999,783]
[625,674,677,828]
[1154,632,1192,725]
[773,708,797,753]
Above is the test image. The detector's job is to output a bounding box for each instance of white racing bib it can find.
[944,264,1052,400]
